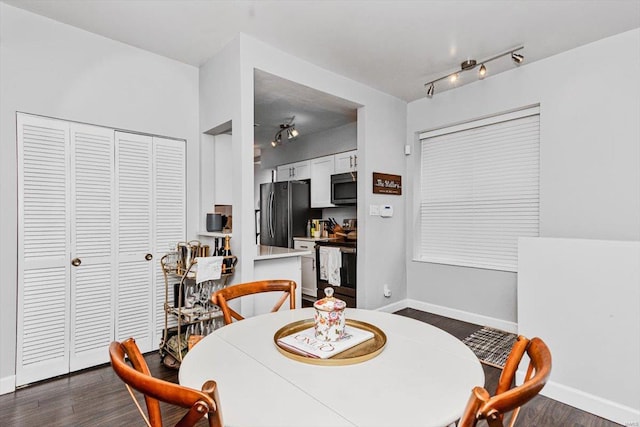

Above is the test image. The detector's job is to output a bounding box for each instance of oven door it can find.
[339,247,357,289]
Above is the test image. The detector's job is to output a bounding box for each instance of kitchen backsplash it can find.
[321,205,356,228]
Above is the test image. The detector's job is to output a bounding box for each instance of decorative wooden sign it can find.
[373,172,402,195]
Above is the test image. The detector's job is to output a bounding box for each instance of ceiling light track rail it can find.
[271,116,300,148]
[424,45,524,98]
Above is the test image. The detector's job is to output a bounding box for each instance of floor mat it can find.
[462,327,517,369]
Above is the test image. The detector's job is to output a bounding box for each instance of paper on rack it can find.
[195,256,223,283]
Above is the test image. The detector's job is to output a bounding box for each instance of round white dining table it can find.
[179,308,484,427]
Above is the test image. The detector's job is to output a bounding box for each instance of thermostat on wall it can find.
[380,205,393,217]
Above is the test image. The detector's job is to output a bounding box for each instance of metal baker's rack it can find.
[159,239,237,368]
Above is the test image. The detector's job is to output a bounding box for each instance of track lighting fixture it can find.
[423,46,524,98]
[426,83,435,98]
[271,116,300,148]
[511,52,524,64]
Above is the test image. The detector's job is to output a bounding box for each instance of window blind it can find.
[419,110,540,271]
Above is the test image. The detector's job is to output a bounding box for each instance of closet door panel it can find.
[69,124,115,371]
[152,137,186,347]
[17,114,71,386]
[115,132,154,352]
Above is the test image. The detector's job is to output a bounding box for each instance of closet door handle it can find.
[71,258,82,267]
[145,253,153,261]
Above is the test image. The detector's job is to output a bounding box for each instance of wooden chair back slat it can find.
[109,338,223,427]
[458,335,552,427]
[211,279,297,325]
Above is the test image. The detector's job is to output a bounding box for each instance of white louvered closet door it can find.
[16,114,71,386]
[152,137,186,348]
[69,124,115,371]
[115,132,154,353]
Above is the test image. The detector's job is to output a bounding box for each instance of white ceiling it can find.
[254,70,359,151]
[5,0,639,149]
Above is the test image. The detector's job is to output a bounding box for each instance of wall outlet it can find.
[383,284,392,298]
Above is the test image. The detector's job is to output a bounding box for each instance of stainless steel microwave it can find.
[331,172,357,205]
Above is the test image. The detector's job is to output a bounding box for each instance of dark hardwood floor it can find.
[0,308,621,426]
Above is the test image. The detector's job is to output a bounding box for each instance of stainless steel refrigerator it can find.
[260,181,310,248]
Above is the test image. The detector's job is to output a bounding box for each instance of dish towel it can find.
[319,247,342,286]
[195,256,223,283]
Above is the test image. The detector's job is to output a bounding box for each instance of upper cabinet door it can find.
[291,160,310,180]
[310,155,335,208]
[334,150,358,174]
[276,164,292,182]
[277,160,311,181]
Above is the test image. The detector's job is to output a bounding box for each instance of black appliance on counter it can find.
[315,240,357,307]
[331,172,357,205]
[260,180,310,248]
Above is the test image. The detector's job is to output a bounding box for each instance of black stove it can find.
[315,239,357,307]
[315,239,357,248]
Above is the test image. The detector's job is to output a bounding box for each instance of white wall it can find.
[199,34,407,309]
[0,4,199,391]
[518,237,640,424]
[405,29,640,328]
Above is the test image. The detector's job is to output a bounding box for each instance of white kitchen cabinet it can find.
[277,160,310,181]
[294,239,318,298]
[334,150,358,174]
[310,155,336,208]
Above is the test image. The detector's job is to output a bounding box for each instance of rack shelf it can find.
[159,240,237,368]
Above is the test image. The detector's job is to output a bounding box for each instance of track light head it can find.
[449,73,459,83]
[511,52,524,64]
[426,83,434,98]
[478,63,487,79]
[285,125,299,140]
[271,118,299,147]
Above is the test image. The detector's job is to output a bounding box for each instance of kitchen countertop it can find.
[255,245,312,260]
[292,236,337,242]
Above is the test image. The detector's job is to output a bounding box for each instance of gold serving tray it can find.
[273,319,387,366]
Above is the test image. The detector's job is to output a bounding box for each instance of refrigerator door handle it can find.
[267,191,272,238]
[269,191,275,238]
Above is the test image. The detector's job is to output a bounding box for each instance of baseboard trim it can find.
[374,299,409,313]
[383,299,637,425]
[0,375,16,395]
[406,299,518,333]
[518,373,640,425]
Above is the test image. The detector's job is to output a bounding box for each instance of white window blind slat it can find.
[419,112,540,272]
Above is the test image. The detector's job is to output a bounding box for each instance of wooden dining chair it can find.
[109,338,223,427]
[211,279,297,325]
[457,335,552,427]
